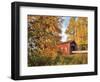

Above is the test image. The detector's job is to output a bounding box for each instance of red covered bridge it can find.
[57,40,77,56]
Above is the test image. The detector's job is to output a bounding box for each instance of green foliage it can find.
[28,53,88,66]
[28,54,53,66]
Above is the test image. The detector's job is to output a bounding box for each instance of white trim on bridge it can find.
[72,50,88,54]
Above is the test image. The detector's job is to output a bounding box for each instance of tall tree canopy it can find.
[65,17,88,49]
[75,17,88,45]
[28,15,62,59]
[65,17,76,41]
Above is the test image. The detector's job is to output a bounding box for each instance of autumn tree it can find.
[75,17,88,50]
[65,17,88,50]
[65,17,76,40]
[28,15,62,64]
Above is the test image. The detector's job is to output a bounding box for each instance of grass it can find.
[28,53,88,66]
[63,54,88,65]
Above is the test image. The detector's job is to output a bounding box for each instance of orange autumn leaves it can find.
[28,16,88,66]
[28,16,61,60]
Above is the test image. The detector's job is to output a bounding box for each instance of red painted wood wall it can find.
[57,43,71,56]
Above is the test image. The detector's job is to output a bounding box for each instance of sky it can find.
[60,16,71,42]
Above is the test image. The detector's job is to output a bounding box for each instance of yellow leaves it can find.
[66,17,88,47]
[45,29,49,33]
[75,17,88,45]
[40,46,58,60]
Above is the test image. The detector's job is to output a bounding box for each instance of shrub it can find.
[28,53,88,66]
